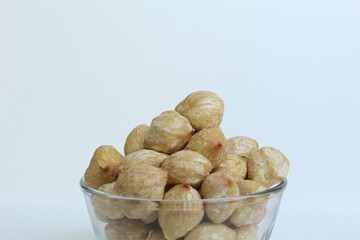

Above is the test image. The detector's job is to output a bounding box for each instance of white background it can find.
[1,0,359,239]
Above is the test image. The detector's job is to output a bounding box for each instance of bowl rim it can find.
[80,177,287,203]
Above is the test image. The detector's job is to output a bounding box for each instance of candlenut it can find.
[185,127,227,168]
[117,149,168,175]
[226,136,259,158]
[201,172,239,223]
[160,150,212,188]
[91,182,124,220]
[175,91,224,131]
[146,229,167,240]
[247,147,290,187]
[236,224,258,240]
[144,110,193,154]
[124,124,150,156]
[105,218,150,240]
[85,145,124,189]
[184,223,236,240]
[159,184,204,240]
[115,165,167,220]
[214,154,247,181]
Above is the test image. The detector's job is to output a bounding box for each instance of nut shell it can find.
[117,149,168,175]
[124,124,150,156]
[226,136,258,158]
[235,224,258,240]
[144,110,193,154]
[184,222,236,240]
[201,172,239,223]
[214,154,247,181]
[185,128,227,168]
[84,145,124,189]
[159,184,204,240]
[247,147,290,187]
[175,91,224,131]
[160,150,212,188]
[105,218,150,240]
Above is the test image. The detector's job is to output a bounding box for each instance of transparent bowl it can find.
[80,177,287,240]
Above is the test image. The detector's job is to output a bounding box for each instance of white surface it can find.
[1,0,359,239]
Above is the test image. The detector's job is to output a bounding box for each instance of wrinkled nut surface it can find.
[117,149,168,175]
[124,124,150,156]
[115,165,167,219]
[236,224,258,240]
[237,180,266,195]
[141,211,158,224]
[105,218,150,240]
[159,184,204,240]
[144,110,193,154]
[226,136,259,158]
[160,150,212,188]
[185,128,227,168]
[184,223,236,240]
[201,172,239,223]
[146,229,167,240]
[247,147,290,187]
[115,165,167,199]
[91,182,124,220]
[214,154,247,181]
[85,145,124,189]
[175,91,224,131]
[229,202,267,227]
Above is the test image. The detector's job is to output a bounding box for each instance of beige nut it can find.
[115,165,167,220]
[117,149,168,175]
[175,91,224,131]
[160,150,212,188]
[105,218,150,240]
[144,110,193,154]
[159,184,204,240]
[226,136,259,158]
[229,201,267,227]
[247,147,290,187]
[91,182,125,220]
[141,211,158,224]
[185,128,227,168]
[201,172,239,223]
[124,124,150,156]
[237,180,266,195]
[84,145,124,189]
[184,223,236,240]
[213,154,247,181]
[146,229,167,240]
[236,224,258,240]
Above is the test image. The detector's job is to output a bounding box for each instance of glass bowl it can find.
[80,177,287,240]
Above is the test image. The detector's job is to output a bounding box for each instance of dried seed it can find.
[247,147,290,187]
[185,128,227,168]
[105,218,150,240]
[85,145,124,189]
[124,124,150,156]
[160,150,212,188]
[144,111,193,154]
[201,172,239,223]
[159,184,204,240]
[226,136,258,158]
[175,91,224,131]
[184,222,236,240]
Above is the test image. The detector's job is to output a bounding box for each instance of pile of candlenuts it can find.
[84,91,290,240]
